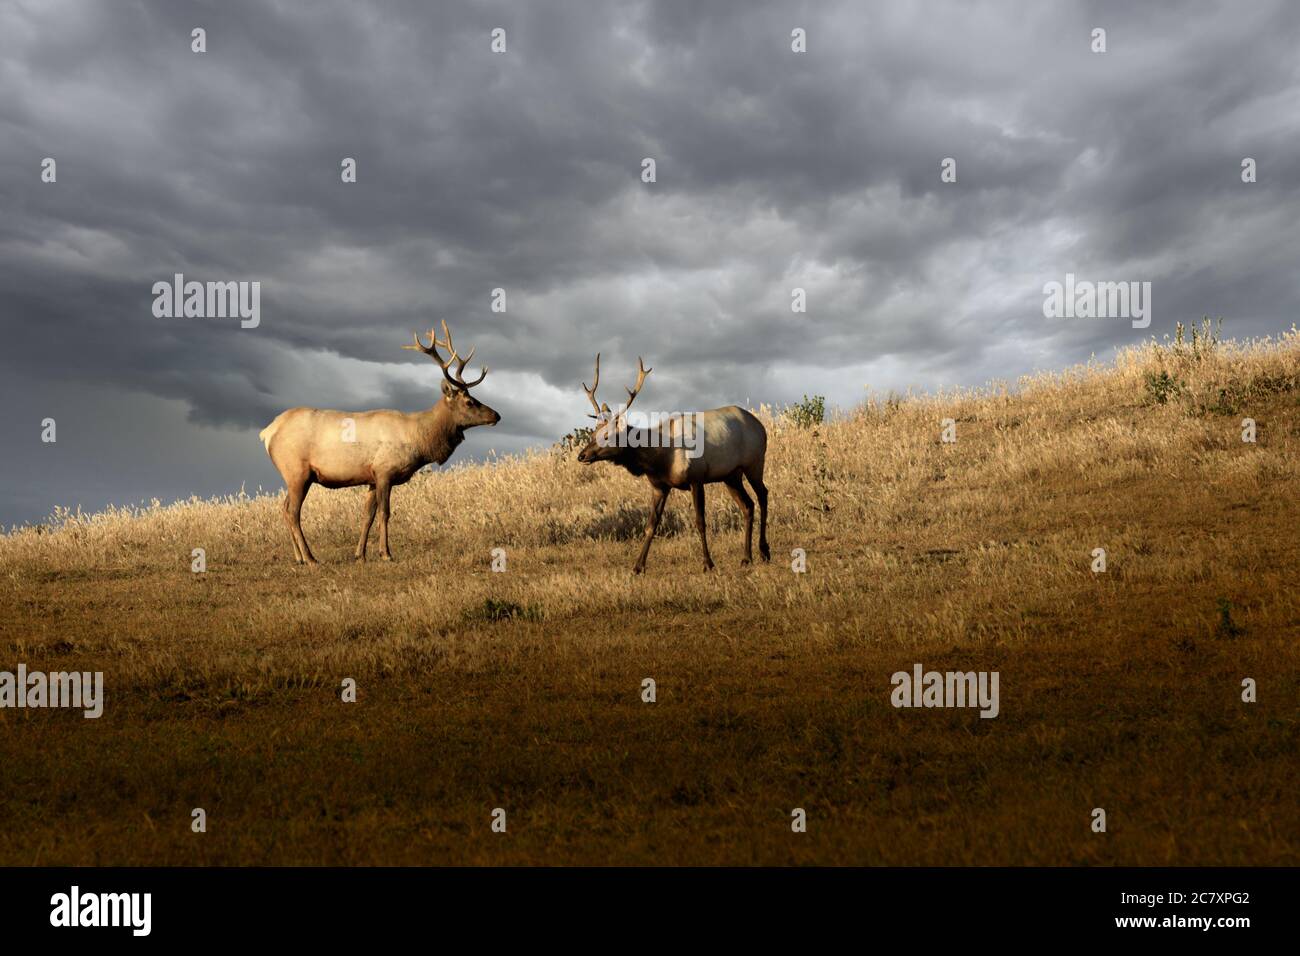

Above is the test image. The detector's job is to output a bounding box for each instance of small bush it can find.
[555,427,594,453]
[1214,599,1244,639]
[1143,369,1185,405]
[785,394,825,429]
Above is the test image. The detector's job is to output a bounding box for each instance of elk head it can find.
[576,352,651,463]
[404,319,501,428]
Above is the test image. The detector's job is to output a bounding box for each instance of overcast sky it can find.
[2,0,1298,528]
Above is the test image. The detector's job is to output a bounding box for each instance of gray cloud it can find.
[2,0,1299,526]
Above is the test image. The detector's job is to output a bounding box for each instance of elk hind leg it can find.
[723,472,755,564]
[287,475,318,566]
[743,463,770,562]
[280,493,303,564]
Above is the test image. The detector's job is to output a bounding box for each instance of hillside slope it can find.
[1,326,1297,865]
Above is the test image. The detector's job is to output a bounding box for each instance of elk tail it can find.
[258,416,282,453]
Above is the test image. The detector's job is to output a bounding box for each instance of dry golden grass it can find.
[1,324,1297,865]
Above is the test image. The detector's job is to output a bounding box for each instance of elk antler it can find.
[583,353,610,419]
[621,356,651,414]
[403,320,487,389]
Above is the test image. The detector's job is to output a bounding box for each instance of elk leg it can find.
[287,477,318,566]
[376,481,394,560]
[745,468,770,562]
[633,487,669,574]
[722,473,755,564]
[691,482,714,571]
[281,493,303,563]
[355,487,378,561]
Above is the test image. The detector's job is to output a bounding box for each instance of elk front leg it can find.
[355,487,378,561]
[633,486,669,574]
[690,482,714,571]
[376,481,394,560]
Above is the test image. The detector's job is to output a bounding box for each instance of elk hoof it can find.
[632,564,645,575]
[740,557,751,566]
[759,546,771,562]
[354,554,366,562]
[703,562,715,572]
[381,553,394,562]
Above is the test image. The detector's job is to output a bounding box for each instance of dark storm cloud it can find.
[2,0,1299,526]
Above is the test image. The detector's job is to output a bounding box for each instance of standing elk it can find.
[576,354,770,573]
[259,320,499,564]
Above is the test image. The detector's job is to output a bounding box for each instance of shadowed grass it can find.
[1,330,1297,864]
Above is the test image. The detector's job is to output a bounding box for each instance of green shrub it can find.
[785,394,825,428]
[555,426,594,453]
[1215,599,1244,639]
[1143,369,1185,405]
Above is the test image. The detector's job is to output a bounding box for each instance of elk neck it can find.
[415,400,465,466]
[612,432,674,479]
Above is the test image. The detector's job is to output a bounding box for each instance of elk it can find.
[576,354,769,573]
[259,320,499,565]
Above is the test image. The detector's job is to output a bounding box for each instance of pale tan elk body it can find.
[260,321,499,564]
[576,355,770,572]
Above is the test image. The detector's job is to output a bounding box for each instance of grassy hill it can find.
[2,322,1297,865]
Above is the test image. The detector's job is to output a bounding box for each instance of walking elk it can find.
[576,354,770,572]
[260,320,499,564]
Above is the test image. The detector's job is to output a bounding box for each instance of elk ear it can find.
[440,379,456,398]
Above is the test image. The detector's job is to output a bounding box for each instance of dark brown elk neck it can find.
[416,402,464,465]
[613,434,675,479]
